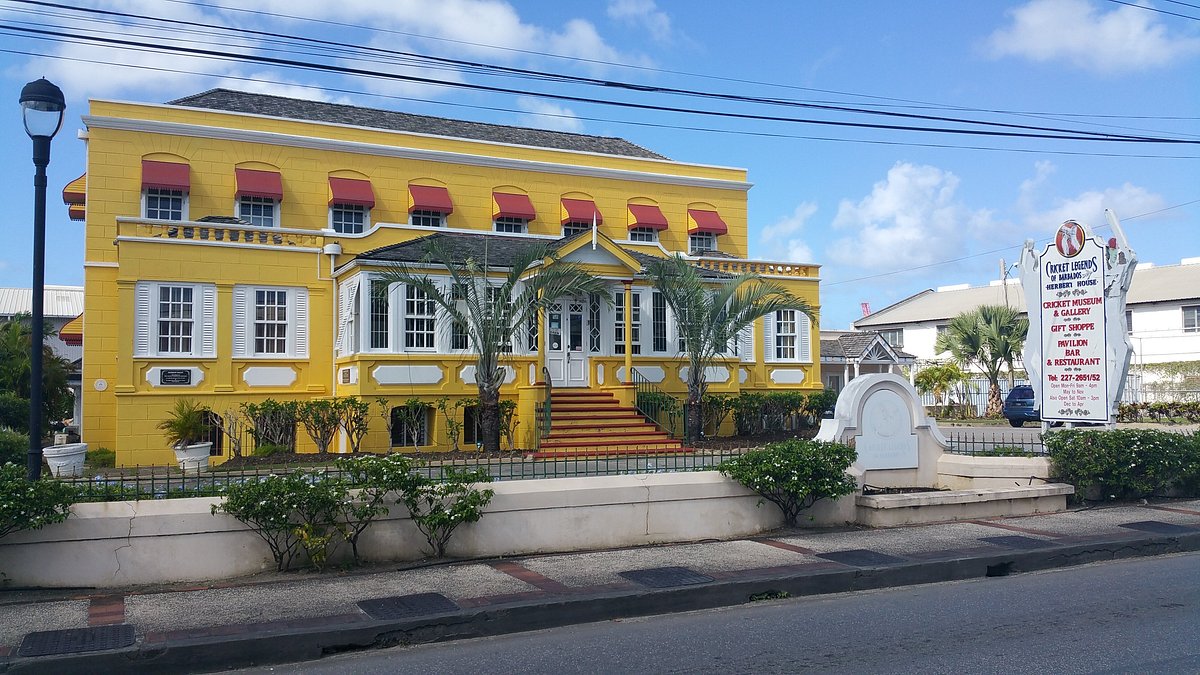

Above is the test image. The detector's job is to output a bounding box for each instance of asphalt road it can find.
[239,552,1200,674]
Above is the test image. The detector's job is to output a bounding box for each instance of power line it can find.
[8,0,1193,143]
[1103,0,1200,21]
[3,21,1198,147]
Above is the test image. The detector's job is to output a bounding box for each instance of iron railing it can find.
[944,429,1048,456]
[631,367,682,438]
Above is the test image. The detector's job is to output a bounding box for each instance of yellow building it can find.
[66,89,821,466]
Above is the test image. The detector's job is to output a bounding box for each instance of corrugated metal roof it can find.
[855,260,1200,328]
[0,286,84,318]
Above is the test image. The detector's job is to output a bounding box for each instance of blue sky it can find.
[1,0,1197,329]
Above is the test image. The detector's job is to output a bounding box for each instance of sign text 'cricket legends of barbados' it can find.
[1019,210,1137,426]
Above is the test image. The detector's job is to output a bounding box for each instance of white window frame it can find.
[232,285,308,359]
[330,203,369,234]
[629,227,658,243]
[409,210,446,228]
[494,216,528,234]
[403,284,438,351]
[879,328,904,349]
[614,289,642,355]
[143,187,188,221]
[563,222,592,238]
[238,195,278,228]
[368,278,392,351]
[1184,305,1200,333]
[764,310,811,363]
[688,232,718,254]
[133,281,216,358]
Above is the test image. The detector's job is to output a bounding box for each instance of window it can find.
[134,282,216,358]
[775,309,798,360]
[451,320,469,350]
[629,227,658,243]
[409,210,445,228]
[494,216,528,234]
[331,203,368,234]
[689,232,717,254]
[526,312,538,353]
[563,222,591,237]
[489,286,513,353]
[145,187,185,221]
[1125,309,1133,334]
[1185,305,1200,333]
[390,406,430,447]
[254,289,289,355]
[652,291,668,352]
[369,280,389,349]
[404,285,436,349]
[879,329,903,348]
[614,291,641,355]
[239,196,277,227]
[232,286,307,358]
[157,285,194,354]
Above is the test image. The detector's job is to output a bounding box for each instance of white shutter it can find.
[232,286,248,357]
[763,312,776,363]
[199,284,217,358]
[798,315,812,363]
[293,288,309,358]
[134,282,152,357]
[336,276,359,356]
[740,324,754,363]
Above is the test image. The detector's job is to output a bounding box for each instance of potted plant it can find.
[157,398,213,472]
[42,441,88,478]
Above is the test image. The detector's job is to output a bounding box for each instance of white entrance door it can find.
[545,299,588,387]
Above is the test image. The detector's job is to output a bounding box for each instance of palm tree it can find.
[913,362,969,417]
[934,305,1028,416]
[378,237,610,453]
[645,255,815,444]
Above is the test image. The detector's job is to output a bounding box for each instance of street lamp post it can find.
[20,77,66,480]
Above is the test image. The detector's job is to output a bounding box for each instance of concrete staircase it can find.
[529,389,686,459]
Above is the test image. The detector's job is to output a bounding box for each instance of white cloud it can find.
[213,73,336,103]
[515,97,584,132]
[827,163,994,270]
[607,0,673,43]
[986,0,1200,74]
[761,203,818,263]
[1023,183,1165,233]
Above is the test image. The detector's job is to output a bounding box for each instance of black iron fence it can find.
[944,429,1047,456]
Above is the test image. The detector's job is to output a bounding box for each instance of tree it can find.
[934,305,1028,417]
[645,255,815,444]
[379,237,609,453]
[913,362,969,417]
[0,315,74,440]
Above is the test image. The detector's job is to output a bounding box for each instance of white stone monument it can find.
[816,373,950,488]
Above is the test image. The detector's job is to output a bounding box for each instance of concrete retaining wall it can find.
[0,472,823,588]
[936,454,1054,490]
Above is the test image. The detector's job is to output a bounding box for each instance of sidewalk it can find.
[2,499,1199,673]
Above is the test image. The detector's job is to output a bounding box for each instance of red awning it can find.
[68,205,85,222]
[628,204,668,231]
[62,173,86,205]
[234,168,283,200]
[329,177,375,207]
[408,185,453,214]
[561,198,602,225]
[493,192,536,220]
[142,160,190,191]
[687,209,727,235]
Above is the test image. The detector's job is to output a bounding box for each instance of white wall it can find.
[1129,302,1200,367]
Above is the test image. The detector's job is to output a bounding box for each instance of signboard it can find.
[1038,224,1107,422]
[1018,213,1137,427]
[159,369,192,386]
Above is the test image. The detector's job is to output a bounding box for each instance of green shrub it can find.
[242,399,299,451]
[86,447,116,468]
[0,392,28,433]
[253,443,289,458]
[334,453,417,563]
[1046,429,1199,501]
[718,439,857,526]
[400,467,494,557]
[1,463,79,539]
[297,399,341,454]
[978,445,1036,458]
[0,428,28,467]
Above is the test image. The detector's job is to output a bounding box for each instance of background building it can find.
[0,285,84,425]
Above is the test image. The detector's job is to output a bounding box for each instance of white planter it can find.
[173,442,212,473]
[43,442,88,478]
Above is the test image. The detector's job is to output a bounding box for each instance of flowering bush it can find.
[718,439,857,526]
[1,463,79,540]
[399,467,494,557]
[1046,429,1200,501]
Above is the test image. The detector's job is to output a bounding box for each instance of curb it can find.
[5,531,1200,674]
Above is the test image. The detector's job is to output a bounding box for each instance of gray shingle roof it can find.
[355,231,731,278]
[820,331,914,362]
[168,89,668,160]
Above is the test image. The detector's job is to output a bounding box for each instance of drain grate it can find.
[618,566,714,588]
[18,624,135,657]
[980,535,1056,550]
[816,549,905,567]
[357,592,460,621]
[1119,520,1197,535]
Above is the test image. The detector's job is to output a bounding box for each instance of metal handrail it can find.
[631,367,681,438]
[538,366,553,445]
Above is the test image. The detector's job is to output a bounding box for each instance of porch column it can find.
[853,360,861,378]
[535,293,546,382]
[843,363,849,383]
[623,280,633,384]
